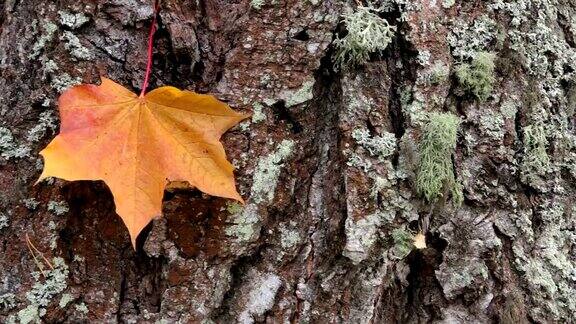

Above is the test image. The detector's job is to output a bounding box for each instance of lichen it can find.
[225,204,260,243]
[250,140,294,204]
[286,80,315,107]
[51,73,82,93]
[279,223,301,249]
[0,293,16,312]
[58,10,89,29]
[520,124,550,188]
[250,0,265,10]
[0,127,31,160]
[426,62,450,85]
[391,228,413,259]
[333,6,396,69]
[0,213,8,230]
[61,31,93,61]
[17,257,69,323]
[47,200,69,216]
[447,16,497,59]
[27,111,58,143]
[344,212,385,264]
[75,302,89,314]
[23,198,40,210]
[455,52,496,101]
[29,21,58,59]
[416,112,462,204]
[251,103,266,123]
[238,273,282,324]
[58,293,73,308]
[351,128,396,160]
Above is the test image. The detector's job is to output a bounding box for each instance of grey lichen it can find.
[333,6,396,69]
[251,103,266,123]
[344,211,385,264]
[18,257,69,323]
[416,112,462,204]
[279,79,315,108]
[61,31,94,60]
[27,111,58,143]
[455,52,496,101]
[225,204,260,243]
[0,127,31,160]
[23,198,40,210]
[29,21,58,59]
[75,302,89,314]
[351,128,396,160]
[250,0,265,10]
[47,200,69,216]
[0,213,9,230]
[250,140,294,204]
[58,10,89,29]
[51,73,82,93]
[58,293,74,308]
[238,272,282,324]
[0,293,16,312]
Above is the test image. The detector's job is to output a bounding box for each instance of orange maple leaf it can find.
[39,77,249,247]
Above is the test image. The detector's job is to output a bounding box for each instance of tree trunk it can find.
[1,0,575,323]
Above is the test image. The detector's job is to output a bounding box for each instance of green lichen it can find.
[391,228,413,259]
[351,128,396,160]
[416,112,462,204]
[250,140,294,204]
[333,6,396,69]
[226,201,244,215]
[427,62,449,85]
[455,52,496,101]
[279,223,301,248]
[225,204,260,242]
[18,304,40,324]
[520,124,550,187]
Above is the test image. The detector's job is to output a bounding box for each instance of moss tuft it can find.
[333,6,396,69]
[455,52,496,101]
[416,112,462,204]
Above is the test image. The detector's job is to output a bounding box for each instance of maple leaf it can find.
[39,77,249,247]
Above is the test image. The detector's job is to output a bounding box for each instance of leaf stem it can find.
[139,0,160,98]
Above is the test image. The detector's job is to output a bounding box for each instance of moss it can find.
[351,128,396,160]
[250,140,294,204]
[416,112,462,204]
[520,124,550,187]
[333,6,396,69]
[455,52,496,101]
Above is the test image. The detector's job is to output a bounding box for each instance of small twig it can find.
[25,233,54,278]
[139,0,160,98]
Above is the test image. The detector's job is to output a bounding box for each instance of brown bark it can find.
[1,0,576,323]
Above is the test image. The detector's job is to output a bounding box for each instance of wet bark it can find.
[1,0,576,323]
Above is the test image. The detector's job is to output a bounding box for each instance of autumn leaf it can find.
[39,77,249,247]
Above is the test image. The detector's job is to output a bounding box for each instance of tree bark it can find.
[1,0,575,323]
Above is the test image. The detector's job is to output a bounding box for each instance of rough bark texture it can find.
[1,0,576,323]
